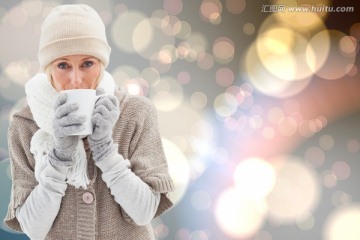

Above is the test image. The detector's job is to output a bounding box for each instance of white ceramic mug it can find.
[61,89,100,136]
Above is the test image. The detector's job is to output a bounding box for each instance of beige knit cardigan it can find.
[4,88,175,240]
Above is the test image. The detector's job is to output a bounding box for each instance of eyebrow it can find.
[55,57,97,61]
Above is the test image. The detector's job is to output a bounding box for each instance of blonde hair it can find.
[95,63,105,88]
[45,65,54,86]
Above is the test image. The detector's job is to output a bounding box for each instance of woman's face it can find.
[49,55,101,91]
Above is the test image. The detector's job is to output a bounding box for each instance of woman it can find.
[4,4,174,240]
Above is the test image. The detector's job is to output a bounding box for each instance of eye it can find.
[57,62,69,69]
[82,61,94,68]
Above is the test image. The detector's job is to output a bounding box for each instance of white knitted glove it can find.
[49,93,86,166]
[89,88,120,162]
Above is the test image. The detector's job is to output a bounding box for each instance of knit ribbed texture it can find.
[38,4,111,70]
[5,89,174,239]
[76,187,96,240]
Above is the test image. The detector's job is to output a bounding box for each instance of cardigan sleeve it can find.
[4,116,38,232]
[125,97,175,217]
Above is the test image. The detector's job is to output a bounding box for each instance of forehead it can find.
[54,55,97,62]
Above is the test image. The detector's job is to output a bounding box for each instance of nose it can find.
[70,68,84,88]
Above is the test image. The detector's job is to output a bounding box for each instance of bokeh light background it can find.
[0,0,359,239]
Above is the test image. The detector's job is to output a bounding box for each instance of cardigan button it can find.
[82,192,94,204]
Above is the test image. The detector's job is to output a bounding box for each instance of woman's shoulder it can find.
[115,88,156,120]
[8,106,39,144]
[9,105,38,135]
[11,105,35,123]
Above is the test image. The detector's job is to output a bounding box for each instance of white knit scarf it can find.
[25,71,115,189]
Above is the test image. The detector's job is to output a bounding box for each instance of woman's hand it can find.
[89,88,120,162]
[51,93,86,165]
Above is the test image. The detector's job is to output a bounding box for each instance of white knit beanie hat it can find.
[38,4,111,71]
